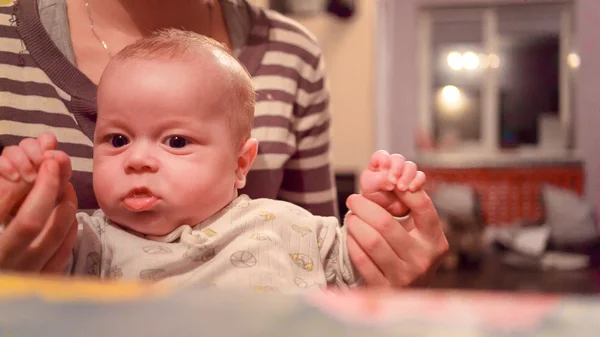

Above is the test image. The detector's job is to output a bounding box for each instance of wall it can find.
[574,0,600,212]
[375,0,420,158]
[292,1,376,173]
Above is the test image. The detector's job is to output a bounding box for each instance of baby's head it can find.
[94,29,257,236]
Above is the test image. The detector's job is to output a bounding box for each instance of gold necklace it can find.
[84,0,215,58]
[85,0,111,56]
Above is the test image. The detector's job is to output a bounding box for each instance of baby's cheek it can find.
[177,187,205,201]
[93,184,115,212]
[93,169,119,202]
[173,159,236,198]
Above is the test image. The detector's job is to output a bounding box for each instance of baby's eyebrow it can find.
[156,118,209,129]
[94,117,132,132]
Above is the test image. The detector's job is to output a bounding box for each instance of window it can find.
[418,3,576,154]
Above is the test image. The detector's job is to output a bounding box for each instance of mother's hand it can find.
[0,151,78,274]
[345,190,449,288]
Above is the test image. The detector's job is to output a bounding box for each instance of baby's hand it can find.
[0,133,70,184]
[360,150,426,195]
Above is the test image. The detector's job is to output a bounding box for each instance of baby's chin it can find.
[106,211,181,237]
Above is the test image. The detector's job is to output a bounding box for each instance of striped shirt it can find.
[0,0,338,216]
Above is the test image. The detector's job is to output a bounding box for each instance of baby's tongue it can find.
[124,194,157,211]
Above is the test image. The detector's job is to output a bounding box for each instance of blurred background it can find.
[253,0,600,295]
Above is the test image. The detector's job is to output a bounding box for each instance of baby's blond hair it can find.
[102,29,255,147]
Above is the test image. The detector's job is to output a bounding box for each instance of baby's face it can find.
[94,58,239,236]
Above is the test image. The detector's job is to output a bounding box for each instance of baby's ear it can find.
[234,138,258,189]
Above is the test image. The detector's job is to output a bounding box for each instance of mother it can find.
[0,0,447,285]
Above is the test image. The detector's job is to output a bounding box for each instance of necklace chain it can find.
[84,0,214,58]
[85,0,111,56]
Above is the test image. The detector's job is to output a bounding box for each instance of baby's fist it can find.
[0,133,60,183]
[360,150,426,194]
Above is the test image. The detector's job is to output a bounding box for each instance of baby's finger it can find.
[408,171,427,192]
[19,138,44,167]
[368,150,390,171]
[37,132,58,152]
[1,146,36,183]
[387,154,406,184]
[360,169,394,193]
[43,150,72,184]
[0,157,21,182]
[396,161,417,192]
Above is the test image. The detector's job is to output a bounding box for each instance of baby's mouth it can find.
[123,187,159,212]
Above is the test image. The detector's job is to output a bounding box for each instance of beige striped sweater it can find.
[0,0,338,216]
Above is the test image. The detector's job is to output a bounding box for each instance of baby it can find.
[0,30,425,292]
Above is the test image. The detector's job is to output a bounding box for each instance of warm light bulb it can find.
[442,85,460,104]
[463,52,479,70]
[447,51,463,70]
[567,52,581,69]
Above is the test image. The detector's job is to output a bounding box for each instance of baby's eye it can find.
[109,134,129,148]
[164,136,188,149]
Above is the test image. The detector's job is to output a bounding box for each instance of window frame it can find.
[417,3,575,154]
